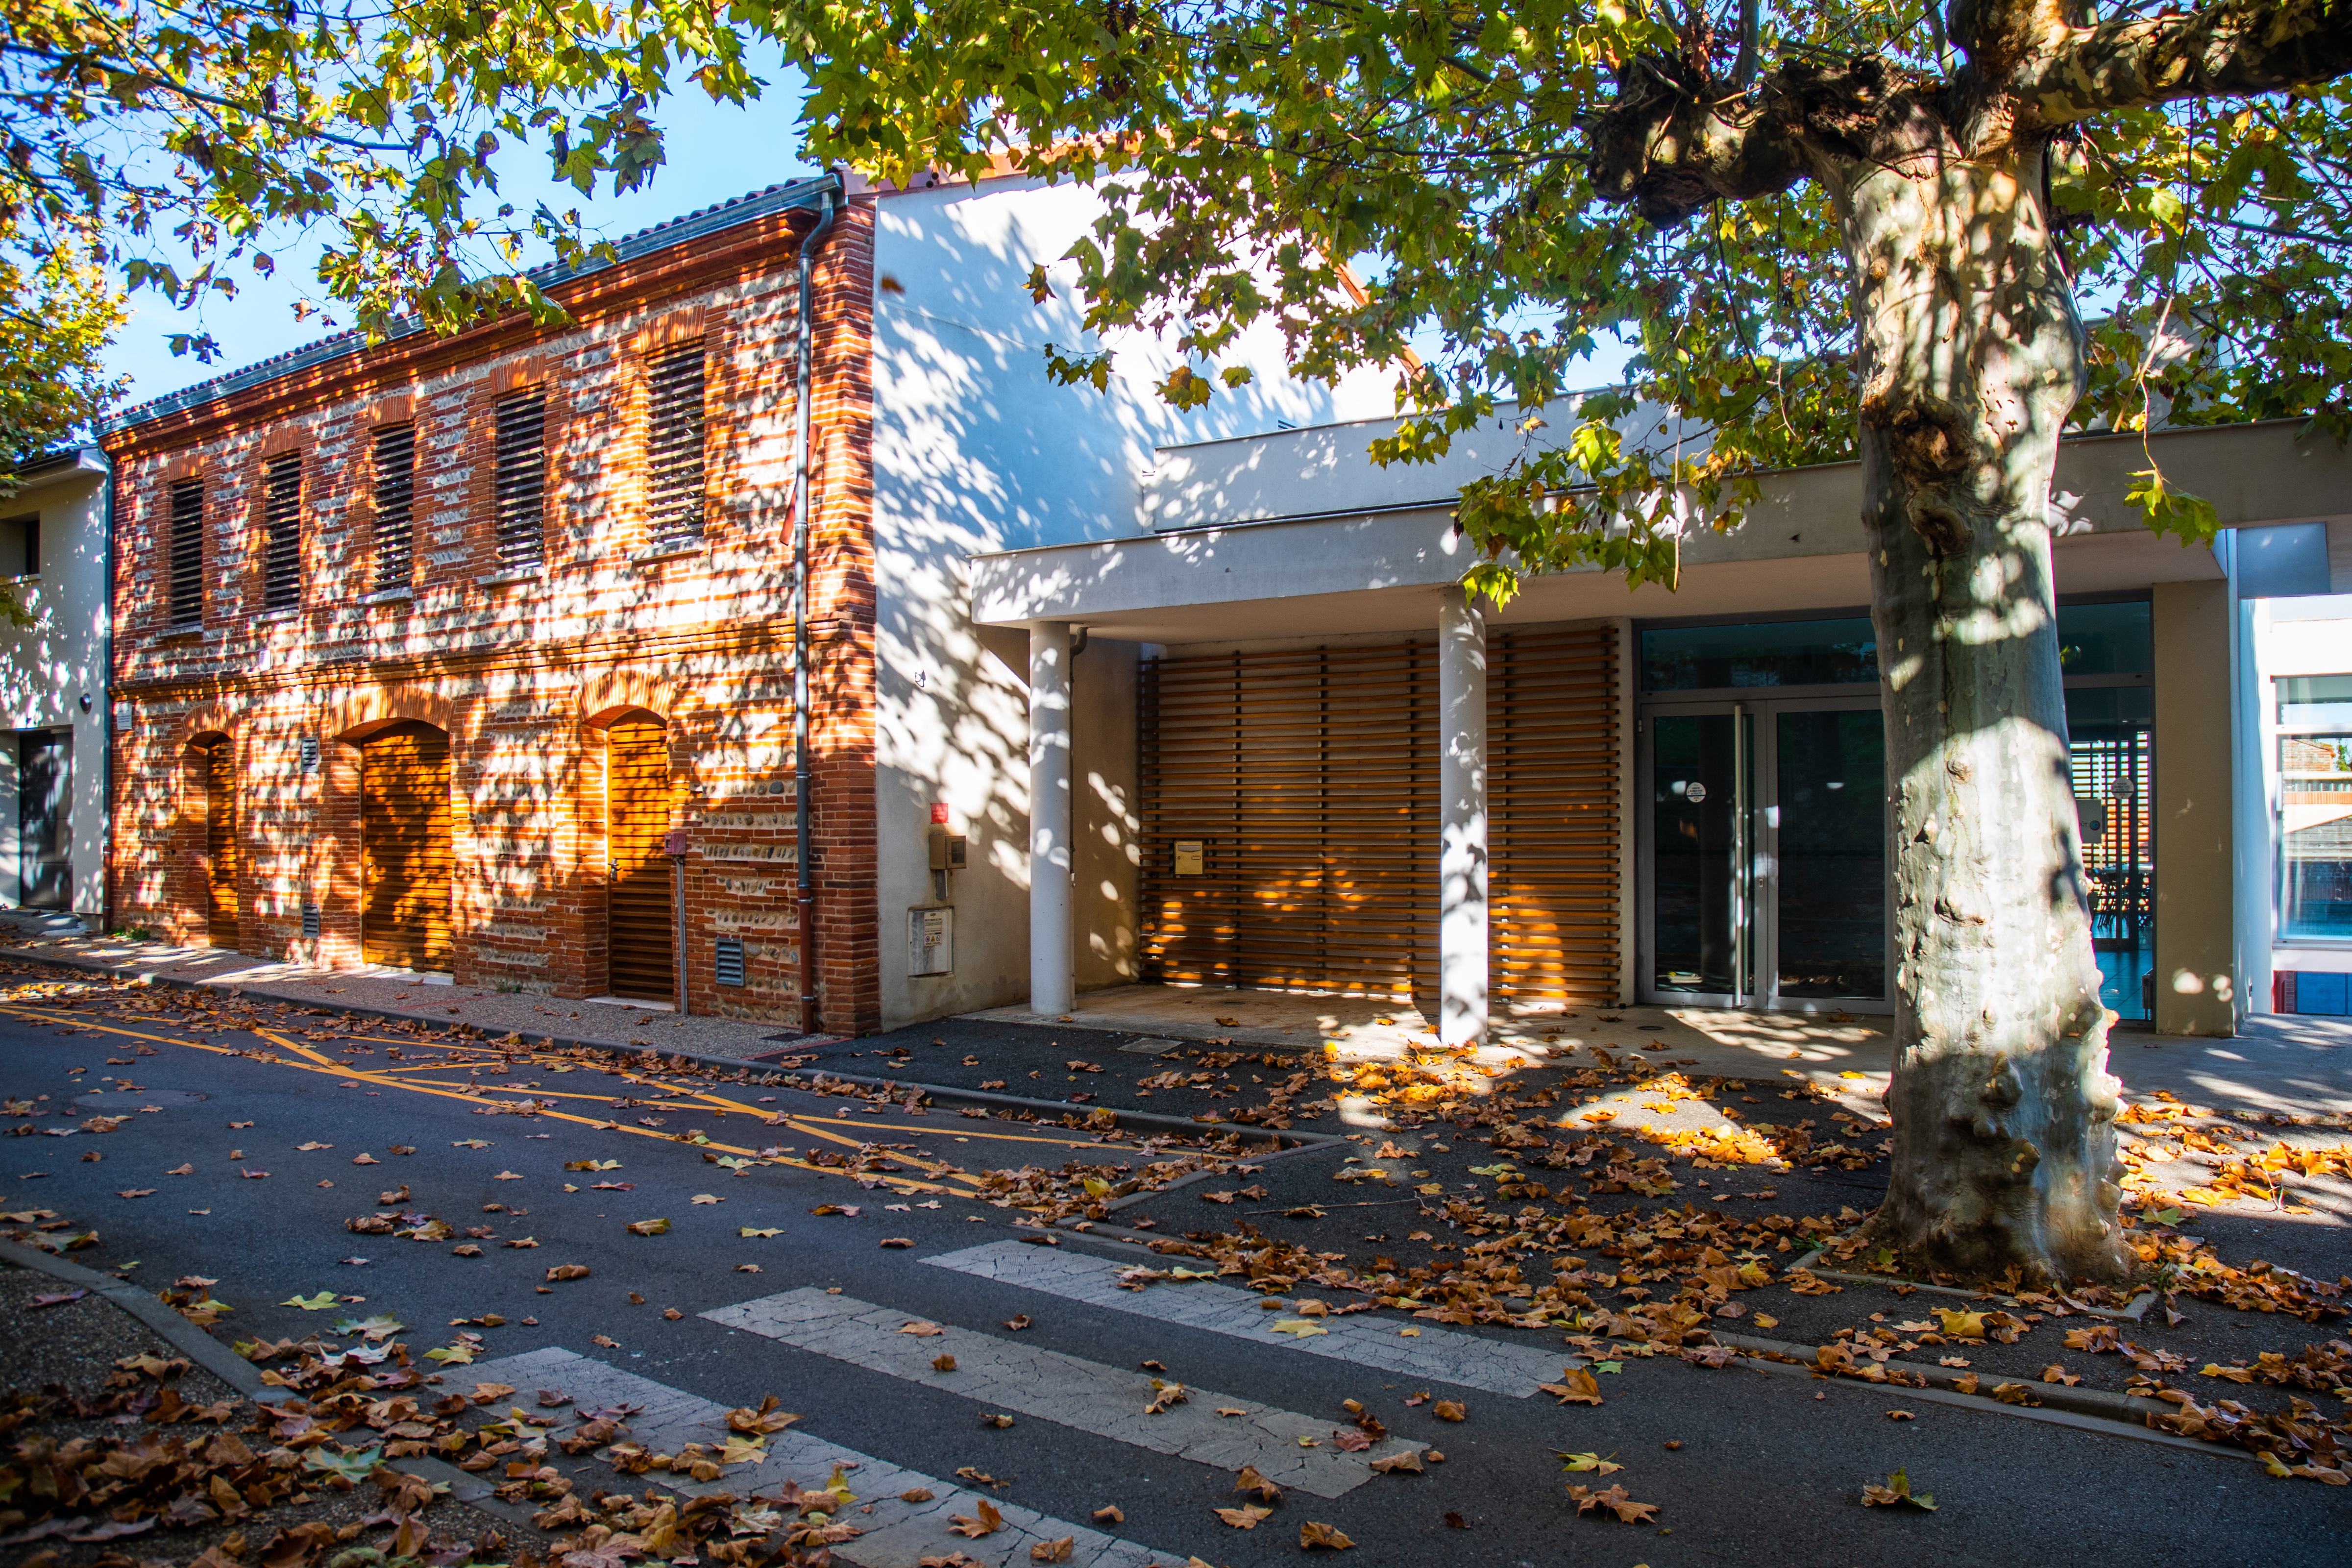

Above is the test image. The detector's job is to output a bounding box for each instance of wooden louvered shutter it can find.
[201,738,239,949]
[361,723,453,970]
[1489,626,1621,1002]
[605,719,675,1001]
[1140,643,1438,998]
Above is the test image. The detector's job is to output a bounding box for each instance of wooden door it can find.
[605,718,674,1000]
[196,736,238,947]
[361,722,452,970]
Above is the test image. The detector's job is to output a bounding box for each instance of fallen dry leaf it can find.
[1432,1400,1467,1421]
[546,1264,591,1281]
[626,1218,671,1236]
[296,1142,333,1152]
[902,1489,936,1503]
[980,1413,1015,1428]
[1540,1370,1605,1406]
[1030,1536,1074,1563]
[1092,1505,1124,1523]
[663,1308,684,1321]
[1567,1483,1659,1524]
[115,1189,155,1199]
[591,1334,620,1348]
[933,1354,958,1372]
[902,1321,945,1337]
[1235,1466,1282,1504]
[351,1153,379,1165]
[1369,1451,1423,1474]
[948,1499,1004,1538]
[1861,1469,1937,1510]
[1886,1410,1916,1421]
[1004,1314,1032,1330]
[1214,1505,1272,1530]
[691,1194,723,1204]
[881,1237,915,1248]
[1299,1521,1354,1550]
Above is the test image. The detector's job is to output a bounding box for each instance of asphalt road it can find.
[1,989,2346,1567]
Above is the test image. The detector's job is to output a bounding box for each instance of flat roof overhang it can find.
[972,420,2344,643]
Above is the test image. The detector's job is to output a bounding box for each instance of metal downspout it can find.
[792,177,843,1034]
[97,446,116,935]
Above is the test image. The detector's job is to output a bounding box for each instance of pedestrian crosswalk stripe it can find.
[460,1346,1183,1568]
[924,1241,1570,1396]
[704,1288,1420,1497]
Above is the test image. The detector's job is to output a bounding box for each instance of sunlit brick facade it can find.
[102,179,882,1029]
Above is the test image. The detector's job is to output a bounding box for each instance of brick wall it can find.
[104,195,884,1033]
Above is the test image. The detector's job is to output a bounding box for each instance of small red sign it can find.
[663,829,688,857]
[930,803,951,824]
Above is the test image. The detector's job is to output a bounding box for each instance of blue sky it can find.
[104,56,821,408]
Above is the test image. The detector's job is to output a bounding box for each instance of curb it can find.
[1706,1328,2266,1464]
[0,1237,549,1533]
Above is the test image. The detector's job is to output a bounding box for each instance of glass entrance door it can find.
[1642,700,1890,1011]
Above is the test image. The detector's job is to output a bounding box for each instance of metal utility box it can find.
[908,906,953,976]
[1174,840,1204,875]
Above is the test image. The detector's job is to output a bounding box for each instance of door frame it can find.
[17,728,70,911]
[1638,693,1894,1013]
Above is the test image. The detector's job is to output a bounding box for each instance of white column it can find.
[1029,621,1075,1016]
[1438,593,1489,1048]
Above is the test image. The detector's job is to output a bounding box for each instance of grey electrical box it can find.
[908,906,953,976]
[927,827,968,871]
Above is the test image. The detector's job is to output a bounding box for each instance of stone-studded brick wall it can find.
[103,194,883,1033]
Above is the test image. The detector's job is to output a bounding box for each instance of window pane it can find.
[2282,731,2352,941]
[2067,698,2154,1021]
[1641,618,1878,690]
[169,479,205,625]
[2054,599,2152,676]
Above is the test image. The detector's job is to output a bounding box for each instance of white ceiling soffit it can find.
[973,419,2345,641]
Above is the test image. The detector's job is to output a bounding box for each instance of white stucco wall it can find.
[869,175,1397,1028]
[0,452,111,920]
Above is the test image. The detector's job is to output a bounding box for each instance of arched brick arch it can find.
[320,686,461,746]
[579,669,693,732]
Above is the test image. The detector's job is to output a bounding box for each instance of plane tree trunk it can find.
[1833,111,2129,1284]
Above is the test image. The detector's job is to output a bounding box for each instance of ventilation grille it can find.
[302,902,321,939]
[645,340,707,549]
[262,452,302,611]
[168,478,204,627]
[372,422,416,590]
[493,389,548,572]
[714,937,745,987]
[298,736,319,774]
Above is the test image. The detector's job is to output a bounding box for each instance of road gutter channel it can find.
[0,1237,547,1535]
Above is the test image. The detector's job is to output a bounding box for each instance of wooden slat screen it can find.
[606,718,675,1001]
[361,722,453,970]
[1140,642,1439,999]
[1138,627,1621,1005]
[372,423,416,591]
[199,737,238,950]
[262,452,302,612]
[1489,625,1620,1002]
[645,341,707,549]
[168,479,204,627]
[493,389,548,572]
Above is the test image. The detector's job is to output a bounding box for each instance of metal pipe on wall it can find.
[791,176,843,1035]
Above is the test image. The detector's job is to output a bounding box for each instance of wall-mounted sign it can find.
[1174,840,1204,875]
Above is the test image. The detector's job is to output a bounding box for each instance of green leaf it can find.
[282,1291,340,1311]
[302,1444,384,1485]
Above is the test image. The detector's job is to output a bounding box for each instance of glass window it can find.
[2067,689,2154,1020]
[2056,599,2152,676]
[2279,674,2352,730]
[2281,727,2352,942]
[1641,617,1878,690]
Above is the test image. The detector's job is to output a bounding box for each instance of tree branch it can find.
[1586,59,1809,227]
[2015,0,2352,127]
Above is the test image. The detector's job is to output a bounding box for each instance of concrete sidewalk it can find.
[4,913,2345,1111]
[0,913,814,1060]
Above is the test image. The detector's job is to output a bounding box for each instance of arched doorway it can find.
[192,733,238,948]
[360,721,452,970]
[605,714,673,1001]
